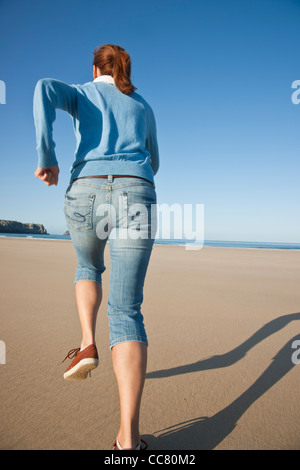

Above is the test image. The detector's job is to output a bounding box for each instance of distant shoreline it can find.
[0,233,299,250]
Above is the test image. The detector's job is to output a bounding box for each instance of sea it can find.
[0,233,300,250]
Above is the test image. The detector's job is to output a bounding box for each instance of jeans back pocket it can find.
[64,193,95,231]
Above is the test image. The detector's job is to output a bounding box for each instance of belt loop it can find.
[108,175,113,183]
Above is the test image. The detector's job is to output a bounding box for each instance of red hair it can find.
[93,44,136,95]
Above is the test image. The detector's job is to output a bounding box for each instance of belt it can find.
[73,175,152,184]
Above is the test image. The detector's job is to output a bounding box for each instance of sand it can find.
[0,237,300,450]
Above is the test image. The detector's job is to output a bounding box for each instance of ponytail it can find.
[93,44,136,95]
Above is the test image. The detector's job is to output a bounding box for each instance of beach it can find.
[0,237,300,450]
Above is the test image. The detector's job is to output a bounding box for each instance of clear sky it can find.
[0,0,299,242]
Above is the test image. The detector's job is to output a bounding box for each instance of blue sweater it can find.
[33,76,159,184]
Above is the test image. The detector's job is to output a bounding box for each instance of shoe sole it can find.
[63,358,99,381]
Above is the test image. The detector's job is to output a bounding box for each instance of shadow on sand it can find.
[145,312,300,450]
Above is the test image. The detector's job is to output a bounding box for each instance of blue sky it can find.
[0,0,299,241]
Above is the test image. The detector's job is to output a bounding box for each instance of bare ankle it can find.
[117,429,140,450]
[80,340,95,351]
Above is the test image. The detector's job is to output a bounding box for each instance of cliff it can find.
[0,220,48,234]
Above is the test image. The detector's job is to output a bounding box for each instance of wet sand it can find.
[0,237,300,450]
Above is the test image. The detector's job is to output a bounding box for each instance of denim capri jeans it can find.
[63,175,157,350]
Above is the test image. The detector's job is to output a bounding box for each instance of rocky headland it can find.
[0,220,48,234]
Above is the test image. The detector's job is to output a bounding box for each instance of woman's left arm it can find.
[33,78,78,185]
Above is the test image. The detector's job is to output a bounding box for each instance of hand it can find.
[34,165,59,186]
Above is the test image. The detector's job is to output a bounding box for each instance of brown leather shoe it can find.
[62,344,99,381]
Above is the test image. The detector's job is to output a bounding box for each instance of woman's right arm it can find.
[33,78,78,169]
[145,105,160,176]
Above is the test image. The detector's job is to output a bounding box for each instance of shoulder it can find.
[77,80,117,96]
[130,91,149,106]
[34,77,79,94]
[130,91,155,117]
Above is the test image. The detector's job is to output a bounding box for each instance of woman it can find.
[33,44,159,451]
